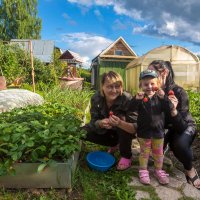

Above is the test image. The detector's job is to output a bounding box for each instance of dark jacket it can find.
[164,85,197,136]
[131,94,173,139]
[88,91,137,134]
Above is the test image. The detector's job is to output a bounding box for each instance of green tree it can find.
[0,0,42,41]
[0,42,55,86]
[79,68,91,82]
[52,48,66,77]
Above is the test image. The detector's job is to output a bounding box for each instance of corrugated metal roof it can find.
[10,39,54,63]
[68,50,83,63]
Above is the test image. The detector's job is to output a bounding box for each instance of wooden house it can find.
[91,37,137,89]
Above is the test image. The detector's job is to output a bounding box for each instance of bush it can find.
[83,81,93,89]
[79,68,91,82]
[0,42,56,86]
[188,91,200,132]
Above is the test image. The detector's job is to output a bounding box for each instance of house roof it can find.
[59,50,83,63]
[10,39,54,63]
[99,36,137,57]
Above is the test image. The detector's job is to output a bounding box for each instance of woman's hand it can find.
[168,94,178,109]
[109,115,123,127]
[168,94,178,116]
[109,115,136,134]
[136,92,144,100]
[156,89,165,99]
[99,118,112,129]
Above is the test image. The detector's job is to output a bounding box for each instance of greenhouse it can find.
[126,45,200,92]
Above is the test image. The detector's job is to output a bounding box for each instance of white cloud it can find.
[67,0,92,6]
[67,0,113,7]
[113,4,142,20]
[62,12,77,25]
[133,25,149,34]
[159,21,178,37]
[82,56,91,68]
[67,0,113,15]
[67,0,200,45]
[112,19,127,31]
[61,32,113,68]
[94,9,103,21]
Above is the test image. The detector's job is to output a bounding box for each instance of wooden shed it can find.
[59,50,84,90]
[91,37,137,89]
[126,45,200,92]
[60,50,83,77]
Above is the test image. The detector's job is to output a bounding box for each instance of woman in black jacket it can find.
[83,71,137,170]
[148,60,200,190]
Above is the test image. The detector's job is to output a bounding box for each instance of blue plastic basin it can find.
[86,151,116,172]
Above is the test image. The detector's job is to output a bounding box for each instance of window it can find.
[115,50,123,55]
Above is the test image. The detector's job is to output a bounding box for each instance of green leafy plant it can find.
[0,102,86,175]
[127,90,200,134]
[188,91,200,133]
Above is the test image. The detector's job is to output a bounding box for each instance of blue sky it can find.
[38,0,200,68]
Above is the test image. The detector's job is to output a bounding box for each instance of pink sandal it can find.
[107,145,119,154]
[139,169,150,185]
[154,169,169,185]
[117,157,132,171]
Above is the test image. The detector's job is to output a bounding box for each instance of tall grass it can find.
[41,86,94,112]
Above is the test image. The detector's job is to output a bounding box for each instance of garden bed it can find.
[0,102,85,189]
[0,151,80,189]
[0,88,92,189]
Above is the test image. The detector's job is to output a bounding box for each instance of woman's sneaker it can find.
[154,169,169,185]
[117,157,132,171]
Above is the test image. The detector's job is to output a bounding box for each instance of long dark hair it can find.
[149,60,176,92]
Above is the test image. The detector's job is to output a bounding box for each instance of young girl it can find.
[133,69,173,185]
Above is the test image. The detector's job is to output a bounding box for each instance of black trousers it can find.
[83,126,134,159]
[164,130,196,170]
